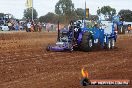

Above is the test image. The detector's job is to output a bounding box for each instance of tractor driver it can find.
[68,20,82,42]
[93,21,100,28]
[74,21,82,41]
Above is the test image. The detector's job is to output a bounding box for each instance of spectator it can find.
[37,22,42,32]
[30,21,34,32]
[8,21,12,31]
[23,22,27,31]
[27,22,31,32]
[15,23,19,31]
[34,23,38,32]
[46,23,50,32]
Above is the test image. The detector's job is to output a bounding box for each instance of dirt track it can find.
[0,32,132,88]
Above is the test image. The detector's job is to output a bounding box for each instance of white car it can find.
[0,25,9,31]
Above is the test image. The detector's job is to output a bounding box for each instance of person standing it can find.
[30,21,34,32]
[34,23,38,32]
[27,22,31,32]
[46,23,50,32]
[128,24,131,33]
[8,21,12,31]
[37,22,42,32]
[15,23,19,31]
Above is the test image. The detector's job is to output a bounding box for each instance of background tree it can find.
[118,9,132,22]
[89,15,99,21]
[0,13,4,18]
[39,12,58,23]
[55,0,75,23]
[75,8,84,20]
[97,6,116,21]
[24,8,38,19]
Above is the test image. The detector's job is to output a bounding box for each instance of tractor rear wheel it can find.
[80,32,93,52]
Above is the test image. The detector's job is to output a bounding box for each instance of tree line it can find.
[0,0,132,23]
[38,0,99,24]
[37,0,132,23]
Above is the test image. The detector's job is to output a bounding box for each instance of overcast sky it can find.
[0,0,131,19]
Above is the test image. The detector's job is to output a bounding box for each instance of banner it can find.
[26,0,32,8]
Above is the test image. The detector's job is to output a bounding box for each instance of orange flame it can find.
[81,68,89,78]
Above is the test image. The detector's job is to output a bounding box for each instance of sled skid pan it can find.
[47,45,69,51]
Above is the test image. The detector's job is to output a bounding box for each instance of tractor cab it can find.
[46,1,118,52]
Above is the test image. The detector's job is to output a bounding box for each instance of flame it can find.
[81,68,89,78]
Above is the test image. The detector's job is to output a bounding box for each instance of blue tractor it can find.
[46,17,117,52]
[46,1,117,52]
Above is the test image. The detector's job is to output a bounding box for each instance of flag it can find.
[26,0,32,8]
[86,8,89,18]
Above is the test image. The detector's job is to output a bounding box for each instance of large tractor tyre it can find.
[111,38,115,49]
[107,39,111,50]
[122,26,125,34]
[80,32,93,52]
[118,26,125,34]
[0,27,2,31]
[104,39,111,50]
[105,38,115,50]
[120,26,123,34]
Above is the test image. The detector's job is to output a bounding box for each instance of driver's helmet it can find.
[94,22,97,25]
[74,21,77,26]
[76,20,82,27]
